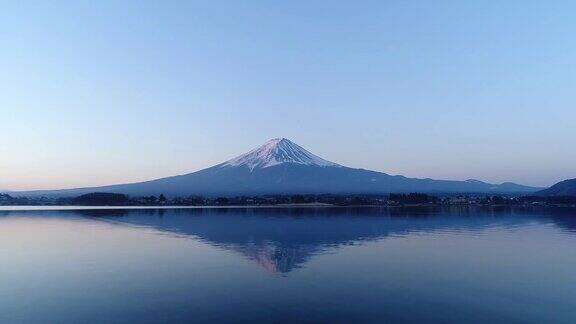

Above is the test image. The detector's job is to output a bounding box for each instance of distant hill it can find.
[15,138,541,198]
[536,178,576,196]
[71,192,130,206]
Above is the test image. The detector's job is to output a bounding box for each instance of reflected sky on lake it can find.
[1,207,575,323]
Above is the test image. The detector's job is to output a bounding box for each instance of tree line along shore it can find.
[1,192,575,207]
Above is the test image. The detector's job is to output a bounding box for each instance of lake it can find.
[1,207,575,323]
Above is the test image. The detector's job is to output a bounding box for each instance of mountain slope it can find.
[15,138,541,197]
[536,178,576,196]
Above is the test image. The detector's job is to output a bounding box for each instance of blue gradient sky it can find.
[2,1,575,190]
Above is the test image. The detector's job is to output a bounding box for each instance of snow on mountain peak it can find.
[220,138,340,171]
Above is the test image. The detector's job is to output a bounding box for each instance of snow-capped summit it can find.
[220,138,340,171]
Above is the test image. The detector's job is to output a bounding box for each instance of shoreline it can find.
[1,204,575,212]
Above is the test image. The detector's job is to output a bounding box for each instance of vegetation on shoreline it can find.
[1,192,575,207]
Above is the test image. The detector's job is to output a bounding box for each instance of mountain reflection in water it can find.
[68,206,576,274]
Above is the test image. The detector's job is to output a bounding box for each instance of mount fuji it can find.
[16,138,540,197]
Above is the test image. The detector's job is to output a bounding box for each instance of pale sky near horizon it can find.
[2,0,575,190]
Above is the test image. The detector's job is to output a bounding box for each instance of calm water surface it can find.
[1,207,575,323]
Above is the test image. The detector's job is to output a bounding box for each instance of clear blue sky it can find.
[2,0,575,190]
